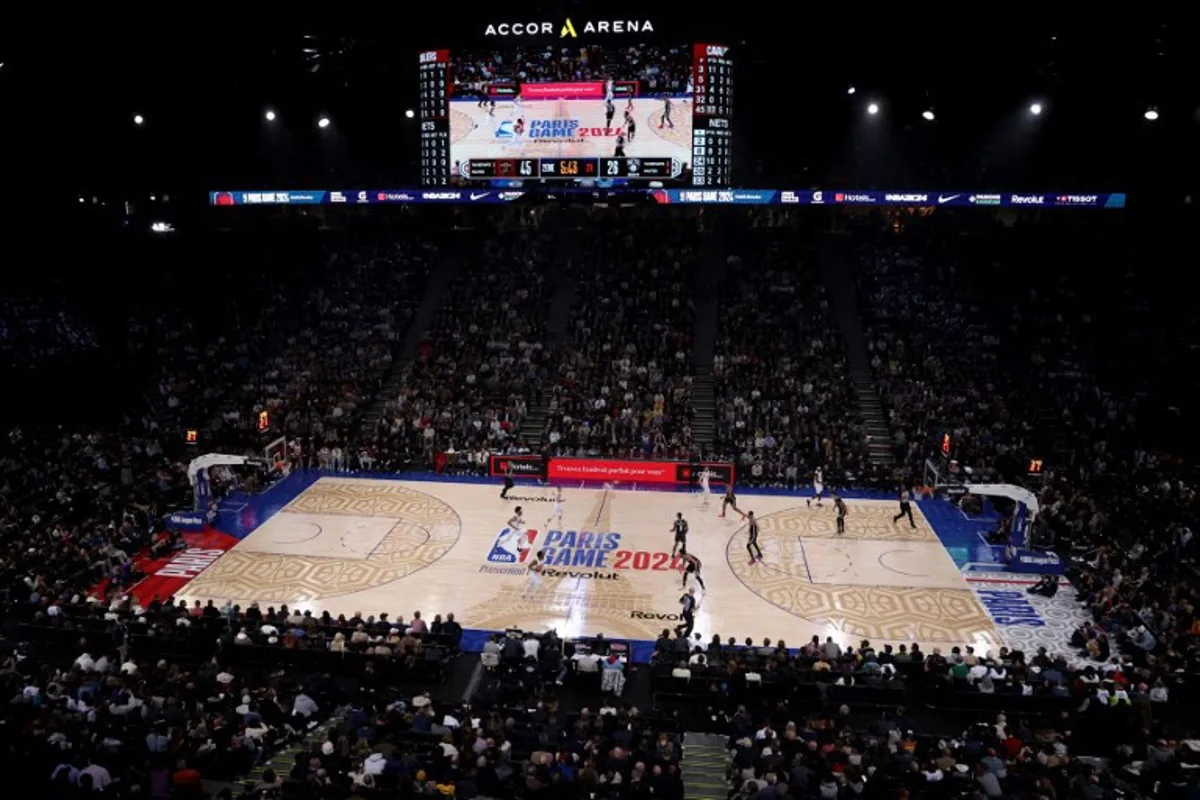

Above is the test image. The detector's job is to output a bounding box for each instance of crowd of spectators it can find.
[452,43,693,97]
[543,213,696,460]
[713,218,874,488]
[372,231,548,468]
[0,293,99,372]
[853,226,1034,482]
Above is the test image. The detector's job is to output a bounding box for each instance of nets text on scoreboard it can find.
[463,157,683,180]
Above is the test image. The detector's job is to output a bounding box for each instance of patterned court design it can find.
[174,478,1053,652]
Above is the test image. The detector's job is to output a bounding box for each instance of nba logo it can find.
[487,527,538,563]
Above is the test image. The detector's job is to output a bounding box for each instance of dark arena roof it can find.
[3,8,1200,800]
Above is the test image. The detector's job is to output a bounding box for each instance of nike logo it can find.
[937,194,960,204]
[470,192,490,200]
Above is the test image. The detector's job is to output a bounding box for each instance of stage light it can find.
[866,102,879,115]
[1029,103,1043,116]
[1144,107,1159,121]
[405,109,415,119]
[265,109,276,121]
[317,116,331,128]
[133,114,144,125]
[847,85,856,95]
[922,109,935,121]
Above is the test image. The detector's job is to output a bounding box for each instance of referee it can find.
[500,463,515,499]
[675,587,697,638]
[893,487,916,528]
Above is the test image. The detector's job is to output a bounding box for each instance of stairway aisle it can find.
[522,209,582,449]
[690,227,731,454]
[818,235,895,468]
[360,233,472,433]
[681,731,731,800]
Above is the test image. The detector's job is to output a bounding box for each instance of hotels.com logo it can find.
[483,19,655,37]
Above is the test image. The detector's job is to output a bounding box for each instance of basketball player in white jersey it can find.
[807,468,825,508]
[522,549,547,597]
[697,468,713,507]
[505,506,529,556]
[545,487,565,530]
[605,77,614,102]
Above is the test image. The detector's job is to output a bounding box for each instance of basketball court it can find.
[172,476,1084,655]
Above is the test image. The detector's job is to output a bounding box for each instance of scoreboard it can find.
[461,157,683,181]
[419,40,734,187]
[691,43,734,187]
[418,50,451,186]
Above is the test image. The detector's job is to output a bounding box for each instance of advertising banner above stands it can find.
[210,189,1127,208]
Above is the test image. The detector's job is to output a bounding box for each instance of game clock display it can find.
[419,40,733,187]
[462,157,681,181]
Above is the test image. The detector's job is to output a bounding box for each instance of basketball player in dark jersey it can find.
[514,117,525,136]
[604,99,615,129]
[681,551,705,590]
[670,512,689,558]
[659,96,673,129]
[745,510,764,564]
[720,483,743,519]
[834,493,848,535]
[613,132,626,158]
[624,110,637,141]
[893,487,916,528]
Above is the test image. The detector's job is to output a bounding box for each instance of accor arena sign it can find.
[484,19,655,38]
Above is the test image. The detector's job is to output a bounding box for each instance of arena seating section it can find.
[714,219,871,487]
[544,214,696,459]
[3,209,1198,798]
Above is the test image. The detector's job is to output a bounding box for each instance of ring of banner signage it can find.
[211,189,1125,208]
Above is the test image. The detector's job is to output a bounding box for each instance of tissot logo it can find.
[1057,195,1098,204]
[1010,194,1045,205]
[484,19,655,37]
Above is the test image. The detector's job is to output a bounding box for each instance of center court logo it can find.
[479,527,629,578]
[486,527,538,564]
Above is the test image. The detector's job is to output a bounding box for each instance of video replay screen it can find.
[418,41,733,187]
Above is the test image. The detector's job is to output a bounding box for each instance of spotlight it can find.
[405,109,415,119]
[317,116,331,128]
[847,85,856,95]
[1029,103,1043,116]
[1143,107,1159,121]
[265,109,277,121]
[133,114,144,125]
[922,109,935,121]
[866,102,879,115]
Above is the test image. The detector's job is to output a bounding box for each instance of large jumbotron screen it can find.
[419,30,732,187]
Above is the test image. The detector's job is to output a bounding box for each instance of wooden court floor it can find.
[175,477,1004,651]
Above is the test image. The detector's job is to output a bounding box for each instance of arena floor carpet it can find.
[171,476,1087,657]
